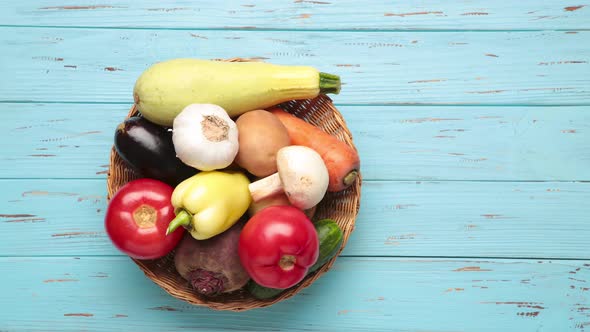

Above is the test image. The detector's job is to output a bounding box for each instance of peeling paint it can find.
[189,33,208,40]
[462,12,489,15]
[482,301,544,309]
[519,87,574,92]
[22,191,77,197]
[29,154,56,157]
[114,314,128,318]
[538,61,587,65]
[3,217,45,223]
[387,234,417,240]
[485,53,499,57]
[394,204,418,209]
[104,67,123,72]
[336,64,360,67]
[90,273,109,278]
[365,296,385,302]
[149,306,180,312]
[41,131,101,142]
[385,11,444,17]
[517,311,540,317]
[297,13,312,19]
[294,0,331,4]
[461,157,488,163]
[440,129,466,132]
[77,195,104,203]
[147,8,188,12]
[64,313,93,317]
[562,129,577,133]
[408,79,447,83]
[481,214,506,219]
[401,117,462,123]
[454,266,492,272]
[32,56,64,62]
[52,232,102,238]
[337,309,378,315]
[44,279,78,283]
[0,214,36,218]
[477,116,503,119]
[466,90,506,94]
[444,288,465,293]
[40,6,119,10]
[346,42,403,48]
[564,5,585,11]
[64,65,77,69]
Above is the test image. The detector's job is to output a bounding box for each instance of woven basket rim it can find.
[106,58,361,311]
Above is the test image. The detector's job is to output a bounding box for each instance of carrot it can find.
[269,107,360,192]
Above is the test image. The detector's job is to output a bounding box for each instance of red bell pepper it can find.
[238,205,319,289]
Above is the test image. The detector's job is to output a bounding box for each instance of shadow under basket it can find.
[106,93,361,311]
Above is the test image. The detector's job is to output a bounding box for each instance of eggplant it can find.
[114,116,197,186]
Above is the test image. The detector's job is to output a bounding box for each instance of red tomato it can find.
[239,205,319,289]
[105,178,184,259]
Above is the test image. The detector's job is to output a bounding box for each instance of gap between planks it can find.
[0,254,588,261]
[0,178,588,183]
[0,24,589,33]
[3,101,590,107]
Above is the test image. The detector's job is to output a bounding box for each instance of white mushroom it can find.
[248,145,329,210]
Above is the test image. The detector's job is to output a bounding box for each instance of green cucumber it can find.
[247,219,344,300]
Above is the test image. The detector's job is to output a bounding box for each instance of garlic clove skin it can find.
[172,104,239,171]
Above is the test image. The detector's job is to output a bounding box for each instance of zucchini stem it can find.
[319,72,341,95]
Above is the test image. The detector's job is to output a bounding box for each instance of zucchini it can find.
[247,218,344,300]
[133,59,341,126]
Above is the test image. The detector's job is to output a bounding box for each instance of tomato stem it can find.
[166,209,191,235]
[133,204,157,228]
[279,255,297,271]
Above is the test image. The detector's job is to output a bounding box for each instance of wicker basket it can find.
[106,59,361,311]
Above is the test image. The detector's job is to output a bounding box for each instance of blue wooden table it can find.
[1,1,589,331]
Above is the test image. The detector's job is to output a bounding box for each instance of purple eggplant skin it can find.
[114,116,197,186]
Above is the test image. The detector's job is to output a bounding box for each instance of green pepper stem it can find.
[166,209,192,235]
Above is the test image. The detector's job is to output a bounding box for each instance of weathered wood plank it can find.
[2,0,589,30]
[1,180,588,259]
[1,29,589,105]
[0,257,587,331]
[1,103,589,181]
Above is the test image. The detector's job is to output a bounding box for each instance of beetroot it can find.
[174,222,250,296]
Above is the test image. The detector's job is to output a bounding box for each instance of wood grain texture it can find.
[1,28,589,105]
[1,179,588,259]
[1,0,589,30]
[2,103,588,181]
[0,257,588,331]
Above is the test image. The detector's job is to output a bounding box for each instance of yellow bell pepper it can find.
[166,171,251,240]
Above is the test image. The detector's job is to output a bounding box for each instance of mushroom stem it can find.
[249,173,284,202]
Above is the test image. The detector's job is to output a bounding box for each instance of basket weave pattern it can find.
[106,61,361,311]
